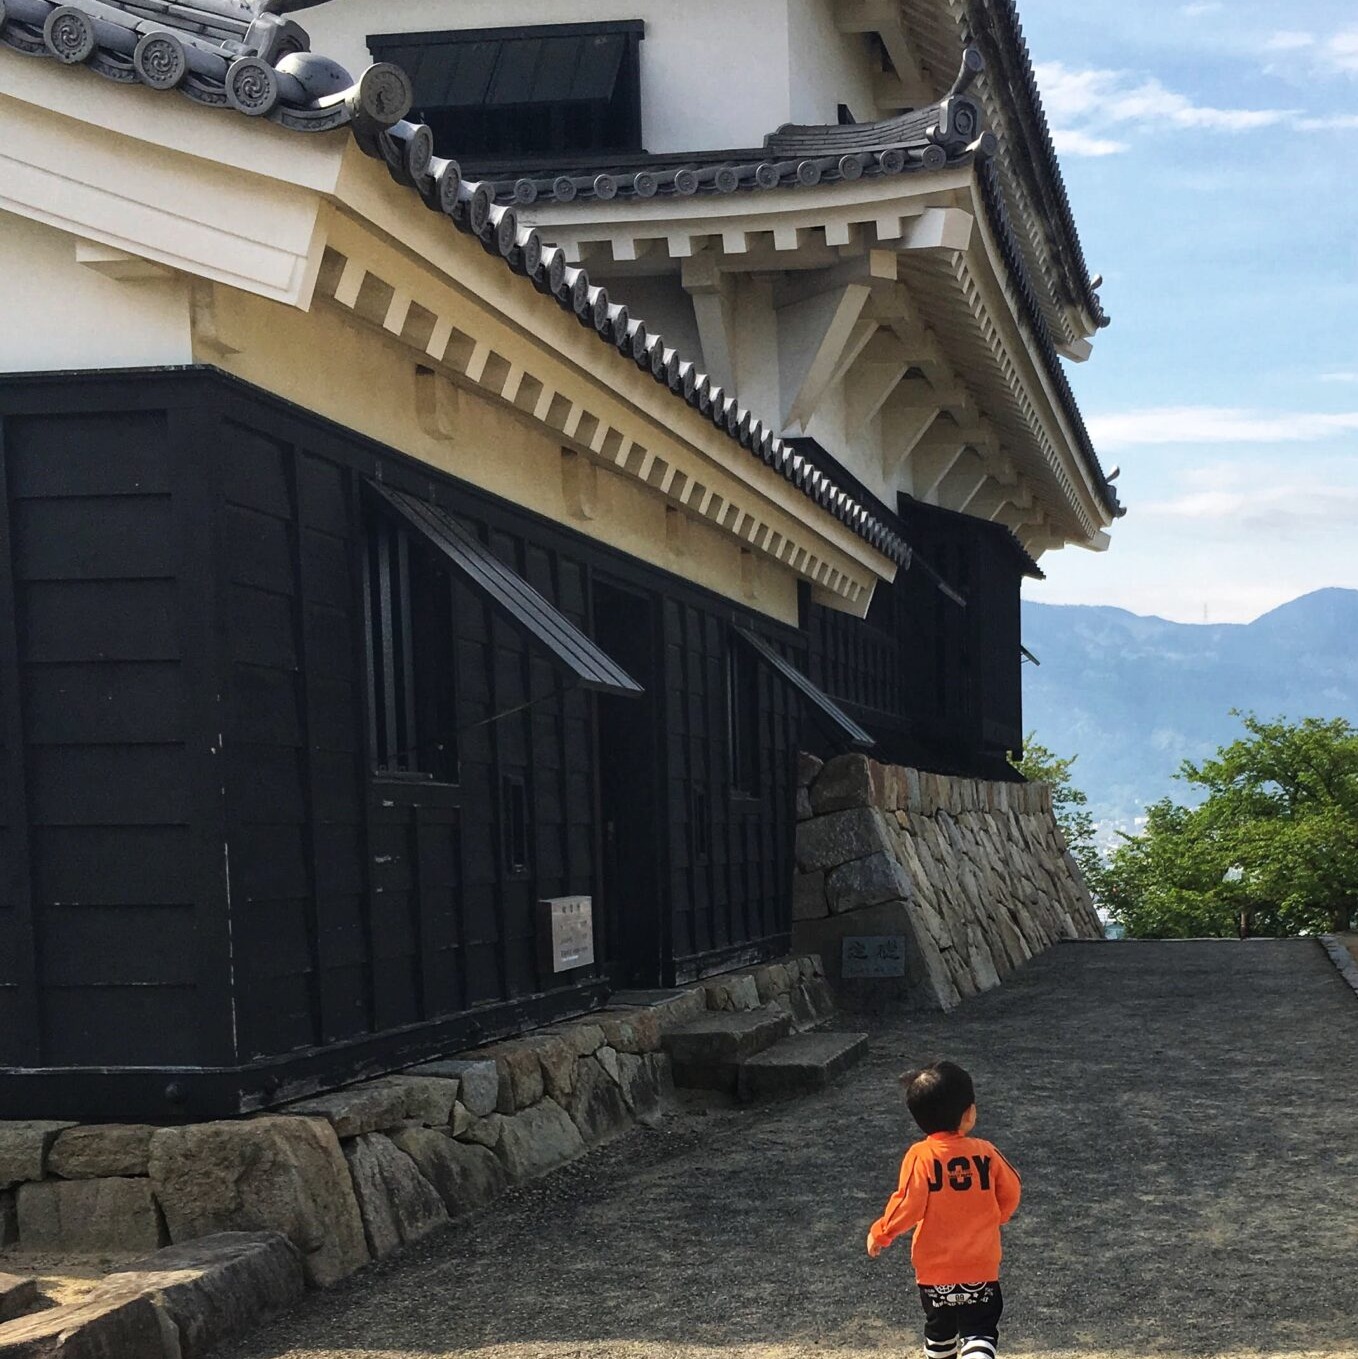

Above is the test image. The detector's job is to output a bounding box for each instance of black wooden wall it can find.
[805,497,1030,779]
[0,408,216,1072]
[0,370,804,1118]
[208,403,609,1077]
[661,600,797,982]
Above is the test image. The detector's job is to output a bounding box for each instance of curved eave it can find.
[960,0,1108,330]
[883,1,1107,348]
[518,161,1121,533]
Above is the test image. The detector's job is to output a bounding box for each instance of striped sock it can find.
[959,1335,997,1359]
[925,1338,959,1359]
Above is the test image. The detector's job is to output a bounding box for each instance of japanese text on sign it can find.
[841,935,906,978]
[542,896,595,972]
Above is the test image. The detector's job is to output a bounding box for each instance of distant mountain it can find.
[1020,588,1358,833]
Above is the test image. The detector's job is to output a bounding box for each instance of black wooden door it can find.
[593,580,663,986]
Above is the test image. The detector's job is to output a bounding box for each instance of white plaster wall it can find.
[787,0,881,127]
[611,274,703,362]
[729,277,780,428]
[803,381,886,493]
[0,211,194,373]
[304,1,876,153]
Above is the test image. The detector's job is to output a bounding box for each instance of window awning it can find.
[370,23,639,111]
[370,482,643,697]
[909,549,967,607]
[733,626,875,750]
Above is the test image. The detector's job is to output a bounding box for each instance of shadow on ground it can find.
[220,941,1358,1359]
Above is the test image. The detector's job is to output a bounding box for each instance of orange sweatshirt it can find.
[869,1132,1021,1285]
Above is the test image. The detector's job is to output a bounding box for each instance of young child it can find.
[866,1060,1021,1359]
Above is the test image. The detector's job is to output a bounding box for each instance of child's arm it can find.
[866,1147,930,1257]
[993,1148,1022,1224]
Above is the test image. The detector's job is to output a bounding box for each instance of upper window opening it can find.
[727,640,761,796]
[363,507,459,783]
[368,21,645,164]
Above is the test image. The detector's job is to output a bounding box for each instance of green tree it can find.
[1010,735,1101,884]
[1104,713,1358,939]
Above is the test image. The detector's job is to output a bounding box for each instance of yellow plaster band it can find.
[200,283,809,625]
[323,163,896,585]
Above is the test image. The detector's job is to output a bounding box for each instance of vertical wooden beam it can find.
[704,612,723,957]
[483,538,511,1006]
[412,806,441,1020]
[284,447,327,1046]
[347,469,379,1035]
[375,519,400,764]
[169,401,236,1068]
[519,545,542,995]
[0,414,41,1063]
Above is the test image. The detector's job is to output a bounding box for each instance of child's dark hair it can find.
[901,1060,975,1133]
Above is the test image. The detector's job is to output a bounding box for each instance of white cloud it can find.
[1036,61,1295,141]
[1295,113,1358,130]
[1035,59,1358,155]
[1266,31,1315,52]
[1088,406,1358,449]
[1320,371,1358,383]
[1048,129,1128,157]
[1329,28,1358,75]
[1181,2,1223,15]
[1264,26,1358,76]
[1143,484,1358,528]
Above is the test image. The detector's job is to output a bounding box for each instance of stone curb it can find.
[0,953,826,1354]
[0,1230,303,1358]
[1319,935,1358,997]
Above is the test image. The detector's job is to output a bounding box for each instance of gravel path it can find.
[221,940,1358,1359]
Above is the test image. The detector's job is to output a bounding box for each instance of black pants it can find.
[918,1281,1003,1358]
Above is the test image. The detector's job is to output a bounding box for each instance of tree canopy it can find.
[1101,713,1358,938]
[1010,735,1101,884]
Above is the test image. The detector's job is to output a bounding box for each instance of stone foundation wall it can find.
[792,754,1102,1009]
[0,956,825,1296]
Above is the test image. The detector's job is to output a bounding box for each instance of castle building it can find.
[0,0,1118,1120]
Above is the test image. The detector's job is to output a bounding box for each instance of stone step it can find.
[787,975,837,1030]
[661,1009,794,1092]
[735,1031,870,1103]
[0,1270,39,1323]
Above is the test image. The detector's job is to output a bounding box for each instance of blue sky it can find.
[1016,1,1358,623]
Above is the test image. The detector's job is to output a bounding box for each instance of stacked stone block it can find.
[0,954,825,1336]
[793,754,1102,1008]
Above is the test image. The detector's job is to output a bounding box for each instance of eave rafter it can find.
[306,211,893,614]
[845,329,913,438]
[834,0,936,108]
[775,249,897,433]
[521,169,976,276]
[532,175,1105,547]
[680,251,738,393]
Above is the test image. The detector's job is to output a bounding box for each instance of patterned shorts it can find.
[919,1282,1000,1309]
[918,1280,1003,1348]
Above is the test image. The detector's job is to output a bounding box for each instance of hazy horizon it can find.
[1024,583,1357,629]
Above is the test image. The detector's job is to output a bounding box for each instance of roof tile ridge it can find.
[0,0,411,132]
[976,159,1121,519]
[963,0,1108,330]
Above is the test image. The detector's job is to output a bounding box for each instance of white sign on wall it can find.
[541,896,595,972]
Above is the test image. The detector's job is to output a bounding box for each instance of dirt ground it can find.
[220,939,1358,1359]
[0,1251,130,1310]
